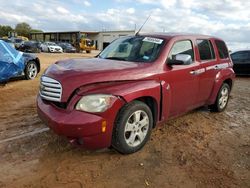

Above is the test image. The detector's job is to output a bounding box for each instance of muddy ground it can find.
[0,52,249,188]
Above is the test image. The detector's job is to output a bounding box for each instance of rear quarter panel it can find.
[207,67,235,104]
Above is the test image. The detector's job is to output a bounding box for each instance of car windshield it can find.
[0,41,18,57]
[26,41,38,46]
[99,36,165,63]
[86,39,94,47]
[0,40,21,63]
[64,43,72,47]
[15,39,22,43]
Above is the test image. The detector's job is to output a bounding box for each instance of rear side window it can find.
[197,39,215,61]
[215,40,229,59]
[168,40,194,61]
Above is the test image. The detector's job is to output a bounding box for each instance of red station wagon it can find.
[37,33,235,154]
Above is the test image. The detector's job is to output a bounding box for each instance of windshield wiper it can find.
[104,57,126,61]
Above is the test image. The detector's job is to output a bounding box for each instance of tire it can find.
[112,100,153,154]
[25,61,38,80]
[210,83,230,112]
[86,50,91,53]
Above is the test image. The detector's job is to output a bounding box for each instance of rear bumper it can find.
[65,49,76,53]
[37,95,123,149]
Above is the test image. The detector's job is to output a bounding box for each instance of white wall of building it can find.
[92,30,135,50]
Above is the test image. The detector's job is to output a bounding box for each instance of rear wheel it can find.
[25,61,38,80]
[112,101,153,154]
[210,83,230,112]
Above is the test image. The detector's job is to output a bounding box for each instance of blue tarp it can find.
[0,40,25,82]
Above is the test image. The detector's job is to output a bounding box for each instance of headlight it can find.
[76,94,115,113]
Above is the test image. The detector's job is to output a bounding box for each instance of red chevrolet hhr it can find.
[37,33,235,154]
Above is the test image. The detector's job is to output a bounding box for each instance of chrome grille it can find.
[40,76,62,102]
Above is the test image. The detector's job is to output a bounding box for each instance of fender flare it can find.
[207,68,235,104]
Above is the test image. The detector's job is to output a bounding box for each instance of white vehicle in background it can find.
[40,42,63,53]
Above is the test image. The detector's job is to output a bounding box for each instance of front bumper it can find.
[49,48,62,53]
[37,95,124,149]
[65,49,76,53]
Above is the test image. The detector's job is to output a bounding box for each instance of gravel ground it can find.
[0,52,249,188]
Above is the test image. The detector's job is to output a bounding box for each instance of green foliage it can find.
[15,22,32,37]
[30,29,43,33]
[0,25,13,37]
[0,23,42,38]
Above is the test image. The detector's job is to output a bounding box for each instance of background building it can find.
[30,30,135,50]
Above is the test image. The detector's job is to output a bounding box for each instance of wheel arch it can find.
[130,96,158,128]
[24,57,40,74]
[223,78,233,90]
[208,76,234,105]
[34,57,41,73]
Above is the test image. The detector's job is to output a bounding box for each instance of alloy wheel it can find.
[28,63,37,79]
[124,110,149,147]
[218,87,229,109]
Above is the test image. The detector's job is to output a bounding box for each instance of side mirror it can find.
[167,54,192,66]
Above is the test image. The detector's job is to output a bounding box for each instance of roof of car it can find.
[231,49,250,54]
[139,32,221,40]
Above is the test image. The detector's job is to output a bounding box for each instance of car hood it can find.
[44,58,156,102]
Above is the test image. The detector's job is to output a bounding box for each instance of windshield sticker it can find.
[143,37,163,44]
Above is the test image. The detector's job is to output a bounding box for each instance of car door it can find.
[231,51,250,75]
[195,39,220,104]
[162,39,200,117]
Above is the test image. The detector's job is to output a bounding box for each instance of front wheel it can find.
[210,83,230,112]
[112,101,153,154]
[25,61,38,80]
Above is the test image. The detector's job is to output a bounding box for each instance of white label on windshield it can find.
[143,37,163,44]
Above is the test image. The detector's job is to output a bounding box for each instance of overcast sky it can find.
[0,0,249,50]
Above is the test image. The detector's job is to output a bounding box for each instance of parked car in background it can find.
[57,42,76,53]
[230,50,250,75]
[19,41,41,53]
[0,38,15,48]
[37,33,235,154]
[0,40,40,83]
[40,42,63,53]
[11,38,23,49]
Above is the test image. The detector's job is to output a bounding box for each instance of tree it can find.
[30,29,43,33]
[0,25,13,37]
[15,22,32,37]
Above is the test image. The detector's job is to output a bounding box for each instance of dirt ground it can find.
[0,52,249,188]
